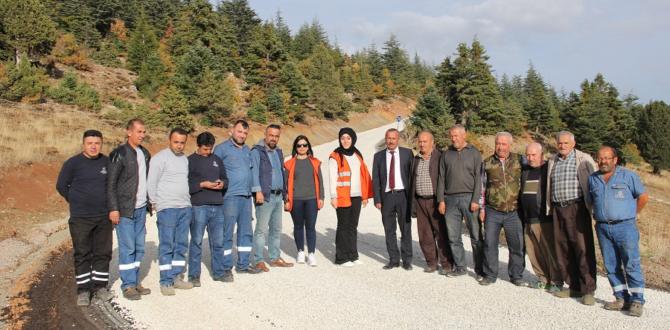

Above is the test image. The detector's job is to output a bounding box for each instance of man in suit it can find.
[373,128,414,270]
[409,131,452,274]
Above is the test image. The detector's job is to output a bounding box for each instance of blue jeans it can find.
[444,193,484,275]
[157,207,192,287]
[189,205,225,279]
[116,207,147,290]
[483,207,525,282]
[254,193,284,263]
[596,219,645,304]
[223,195,254,270]
[290,199,318,253]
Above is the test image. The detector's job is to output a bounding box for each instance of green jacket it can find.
[483,153,522,212]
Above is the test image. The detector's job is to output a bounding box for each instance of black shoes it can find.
[402,262,413,271]
[382,262,400,270]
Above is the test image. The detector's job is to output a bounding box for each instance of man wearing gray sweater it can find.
[147,128,194,296]
[436,125,484,280]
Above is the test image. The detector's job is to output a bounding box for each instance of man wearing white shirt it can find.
[372,129,414,270]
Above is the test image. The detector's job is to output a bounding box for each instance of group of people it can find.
[56,119,649,318]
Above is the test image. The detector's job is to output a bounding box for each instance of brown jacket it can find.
[410,148,442,215]
[545,148,597,215]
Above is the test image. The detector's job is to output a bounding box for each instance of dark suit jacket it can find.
[409,149,442,214]
[372,146,414,205]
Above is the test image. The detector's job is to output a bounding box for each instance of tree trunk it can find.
[15,48,21,65]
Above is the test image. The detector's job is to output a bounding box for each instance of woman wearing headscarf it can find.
[284,135,324,266]
[328,127,374,267]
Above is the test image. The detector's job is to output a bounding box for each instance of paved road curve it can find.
[109,122,670,329]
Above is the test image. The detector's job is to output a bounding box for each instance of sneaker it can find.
[353,259,363,265]
[77,291,91,306]
[341,261,355,267]
[122,287,141,300]
[188,277,201,288]
[160,285,175,296]
[479,278,495,286]
[512,279,529,287]
[136,284,151,295]
[93,287,113,302]
[297,250,306,264]
[307,253,317,267]
[447,268,467,277]
[604,298,627,311]
[532,281,547,289]
[174,278,194,290]
[628,301,644,317]
[582,293,596,306]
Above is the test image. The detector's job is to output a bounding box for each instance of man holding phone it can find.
[187,132,229,286]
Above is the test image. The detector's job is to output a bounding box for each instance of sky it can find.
[242,0,669,103]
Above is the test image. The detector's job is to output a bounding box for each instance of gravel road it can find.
[109,122,670,329]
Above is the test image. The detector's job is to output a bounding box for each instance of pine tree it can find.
[158,85,194,131]
[409,86,455,149]
[195,68,235,125]
[279,59,309,105]
[244,23,287,88]
[304,44,349,120]
[523,64,561,134]
[172,43,217,102]
[273,10,292,51]
[0,0,57,63]
[247,99,267,123]
[291,19,328,60]
[637,100,670,174]
[0,56,48,102]
[219,0,261,60]
[381,34,410,82]
[127,12,159,72]
[52,0,101,47]
[135,52,165,99]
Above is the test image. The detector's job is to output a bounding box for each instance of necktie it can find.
[389,150,395,190]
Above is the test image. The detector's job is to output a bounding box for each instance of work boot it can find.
[122,287,141,300]
[136,284,151,295]
[94,287,114,302]
[174,278,194,290]
[77,291,91,306]
[188,276,201,288]
[628,301,644,317]
[582,293,596,306]
[160,286,175,296]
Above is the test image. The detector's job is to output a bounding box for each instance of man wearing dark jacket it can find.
[520,142,561,292]
[409,131,452,274]
[107,118,152,300]
[373,128,414,270]
[57,130,113,306]
[187,132,228,286]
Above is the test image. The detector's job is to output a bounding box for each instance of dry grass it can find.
[0,101,125,168]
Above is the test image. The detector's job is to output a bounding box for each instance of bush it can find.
[51,34,91,71]
[620,143,643,166]
[0,58,48,103]
[47,72,101,111]
[247,100,267,124]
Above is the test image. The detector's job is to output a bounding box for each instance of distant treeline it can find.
[0,0,668,173]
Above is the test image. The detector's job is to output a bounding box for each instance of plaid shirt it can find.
[415,156,434,197]
[551,150,581,202]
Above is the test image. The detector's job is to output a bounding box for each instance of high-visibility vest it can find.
[284,156,322,212]
[329,151,374,208]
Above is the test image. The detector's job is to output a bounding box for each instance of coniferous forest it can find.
[0,0,668,173]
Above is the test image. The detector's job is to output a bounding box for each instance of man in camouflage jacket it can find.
[479,132,527,287]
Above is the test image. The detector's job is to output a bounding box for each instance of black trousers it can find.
[381,192,412,264]
[335,197,362,264]
[69,215,113,292]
